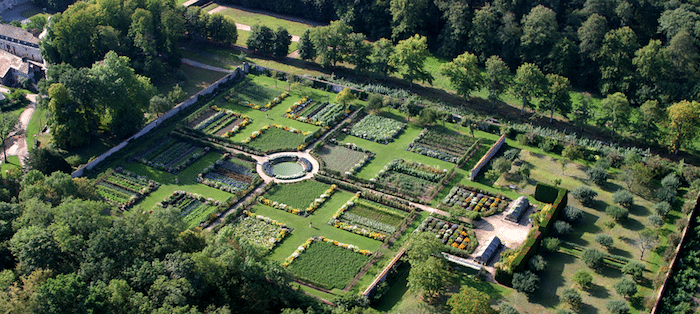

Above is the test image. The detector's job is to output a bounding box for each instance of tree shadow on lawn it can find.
[620,217,646,231]
[588,282,611,299]
[609,247,633,259]
[528,252,574,308]
[377,110,409,124]
[595,264,623,279]
[628,204,651,217]
[599,180,626,193]
[587,199,609,212]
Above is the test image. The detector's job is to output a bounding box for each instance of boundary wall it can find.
[470,134,506,181]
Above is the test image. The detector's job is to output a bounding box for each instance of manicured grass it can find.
[248,127,307,152]
[316,144,369,173]
[265,180,329,209]
[25,107,46,152]
[154,64,228,97]
[272,161,304,177]
[215,7,317,36]
[287,240,370,290]
[351,200,406,226]
[1,156,21,173]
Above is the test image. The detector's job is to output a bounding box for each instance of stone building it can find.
[0,23,42,62]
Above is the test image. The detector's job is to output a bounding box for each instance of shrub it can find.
[586,167,609,185]
[465,210,481,220]
[595,234,614,249]
[571,186,598,206]
[649,214,664,228]
[562,206,583,223]
[367,94,384,112]
[581,248,605,269]
[661,173,681,190]
[653,201,671,217]
[554,221,573,236]
[656,187,677,203]
[543,237,561,252]
[606,300,630,314]
[621,260,645,282]
[493,157,513,174]
[594,156,613,170]
[516,133,537,146]
[562,145,584,161]
[613,278,637,299]
[612,190,634,207]
[512,271,539,295]
[528,255,547,272]
[572,270,593,289]
[605,206,629,221]
[539,138,558,153]
[503,148,521,161]
[498,303,520,314]
[555,310,575,314]
[560,288,582,309]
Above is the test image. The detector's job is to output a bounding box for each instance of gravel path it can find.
[3,101,36,166]
[181,58,233,73]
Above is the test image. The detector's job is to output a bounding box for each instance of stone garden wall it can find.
[469,134,506,181]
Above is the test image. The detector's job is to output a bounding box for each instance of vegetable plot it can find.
[349,114,406,144]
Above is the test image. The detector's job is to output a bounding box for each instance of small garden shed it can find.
[504,196,529,222]
[474,236,501,265]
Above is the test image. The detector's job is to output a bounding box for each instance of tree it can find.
[512,63,546,115]
[562,206,583,223]
[562,145,584,161]
[417,107,446,126]
[371,38,396,79]
[554,221,573,235]
[149,95,173,116]
[598,27,639,96]
[404,232,443,262]
[446,286,496,314]
[595,234,614,250]
[335,88,357,106]
[439,51,483,100]
[570,92,592,131]
[168,84,187,104]
[0,113,19,163]
[613,278,637,299]
[46,82,92,149]
[578,14,609,61]
[407,256,450,300]
[571,186,598,206]
[272,27,292,58]
[541,74,571,123]
[581,248,605,269]
[345,32,372,71]
[633,39,672,102]
[520,5,559,68]
[297,29,316,61]
[247,25,275,55]
[572,270,593,289]
[207,14,237,46]
[484,55,511,107]
[636,228,658,260]
[587,167,609,185]
[366,94,384,113]
[26,15,47,35]
[613,190,634,207]
[666,100,700,154]
[606,300,630,314]
[543,237,561,252]
[606,206,629,221]
[512,271,539,295]
[391,34,433,88]
[528,255,547,272]
[654,202,671,217]
[468,4,500,62]
[560,288,582,310]
[310,20,351,68]
[621,260,645,282]
[598,92,631,137]
[493,157,512,174]
[661,173,681,190]
[23,148,72,175]
[618,162,652,194]
[389,0,430,41]
[35,273,87,313]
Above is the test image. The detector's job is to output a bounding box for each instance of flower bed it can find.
[243,124,312,152]
[136,140,209,173]
[96,168,160,210]
[231,91,289,111]
[258,183,336,216]
[157,191,221,228]
[442,185,508,215]
[372,159,447,201]
[407,128,479,163]
[287,102,348,127]
[328,194,408,241]
[349,114,406,144]
[283,237,372,290]
[227,211,290,250]
[415,216,478,254]
[316,141,374,174]
[196,156,259,193]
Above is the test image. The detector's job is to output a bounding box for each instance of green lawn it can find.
[25,107,46,152]
[1,156,21,173]
[264,180,329,209]
[215,7,317,36]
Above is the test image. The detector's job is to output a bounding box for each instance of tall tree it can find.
[391,34,433,88]
[0,113,19,163]
[345,32,372,71]
[272,27,292,58]
[246,24,275,55]
[407,256,451,300]
[46,83,90,149]
[389,0,430,41]
[578,14,609,61]
[297,29,316,61]
[439,51,483,100]
[666,100,700,154]
[310,20,351,68]
[633,39,672,102]
[468,3,500,62]
[541,74,572,123]
[370,38,396,79]
[520,5,559,69]
[512,63,546,115]
[498,12,522,68]
[598,27,639,96]
[484,55,512,107]
[447,286,496,314]
[598,92,631,137]
[434,0,470,58]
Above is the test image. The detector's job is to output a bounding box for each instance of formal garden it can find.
[75,70,695,314]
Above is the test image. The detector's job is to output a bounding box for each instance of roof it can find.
[0,24,40,45]
[475,236,501,262]
[505,196,529,221]
[0,49,29,77]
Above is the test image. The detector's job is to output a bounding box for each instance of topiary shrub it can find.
[612,190,634,207]
[543,237,561,252]
[653,201,671,217]
[606,206,629,221]
[554,221,573,236]
[656,187,677,203]
[621,260,645,282]
[538,138,559,153]
[562,206,583,223]
[613,278,637,299]
[586,167,609,185]
[606,300,630,314]
[648,214,664,228]
[571,186,598,207]
[661,173,681,190]
[528,255,547,272]
[595,234,614,250]
[562,145,584,161]
[560,287,582,310]
[503,148,521,161]
[581,248,605,269]
[572,269,593,289]
[512,271,539,295]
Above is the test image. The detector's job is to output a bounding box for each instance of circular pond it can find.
[272,162,304,177]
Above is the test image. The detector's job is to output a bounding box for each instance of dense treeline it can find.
[0,170,337,313]
[230,0,700,104]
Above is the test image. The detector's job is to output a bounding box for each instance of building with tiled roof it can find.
[0,23,41,62]
[0,48,38,85]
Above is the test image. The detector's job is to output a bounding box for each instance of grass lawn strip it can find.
[284,237,372,290]
[259,182,336,216]
[226,210,290,251]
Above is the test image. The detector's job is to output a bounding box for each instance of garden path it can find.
[3,100,35,167]
[181,58,233,73]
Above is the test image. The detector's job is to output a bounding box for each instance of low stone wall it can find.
[470,134,506,181]
[362,249,405,298]
[72,66,243,178]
